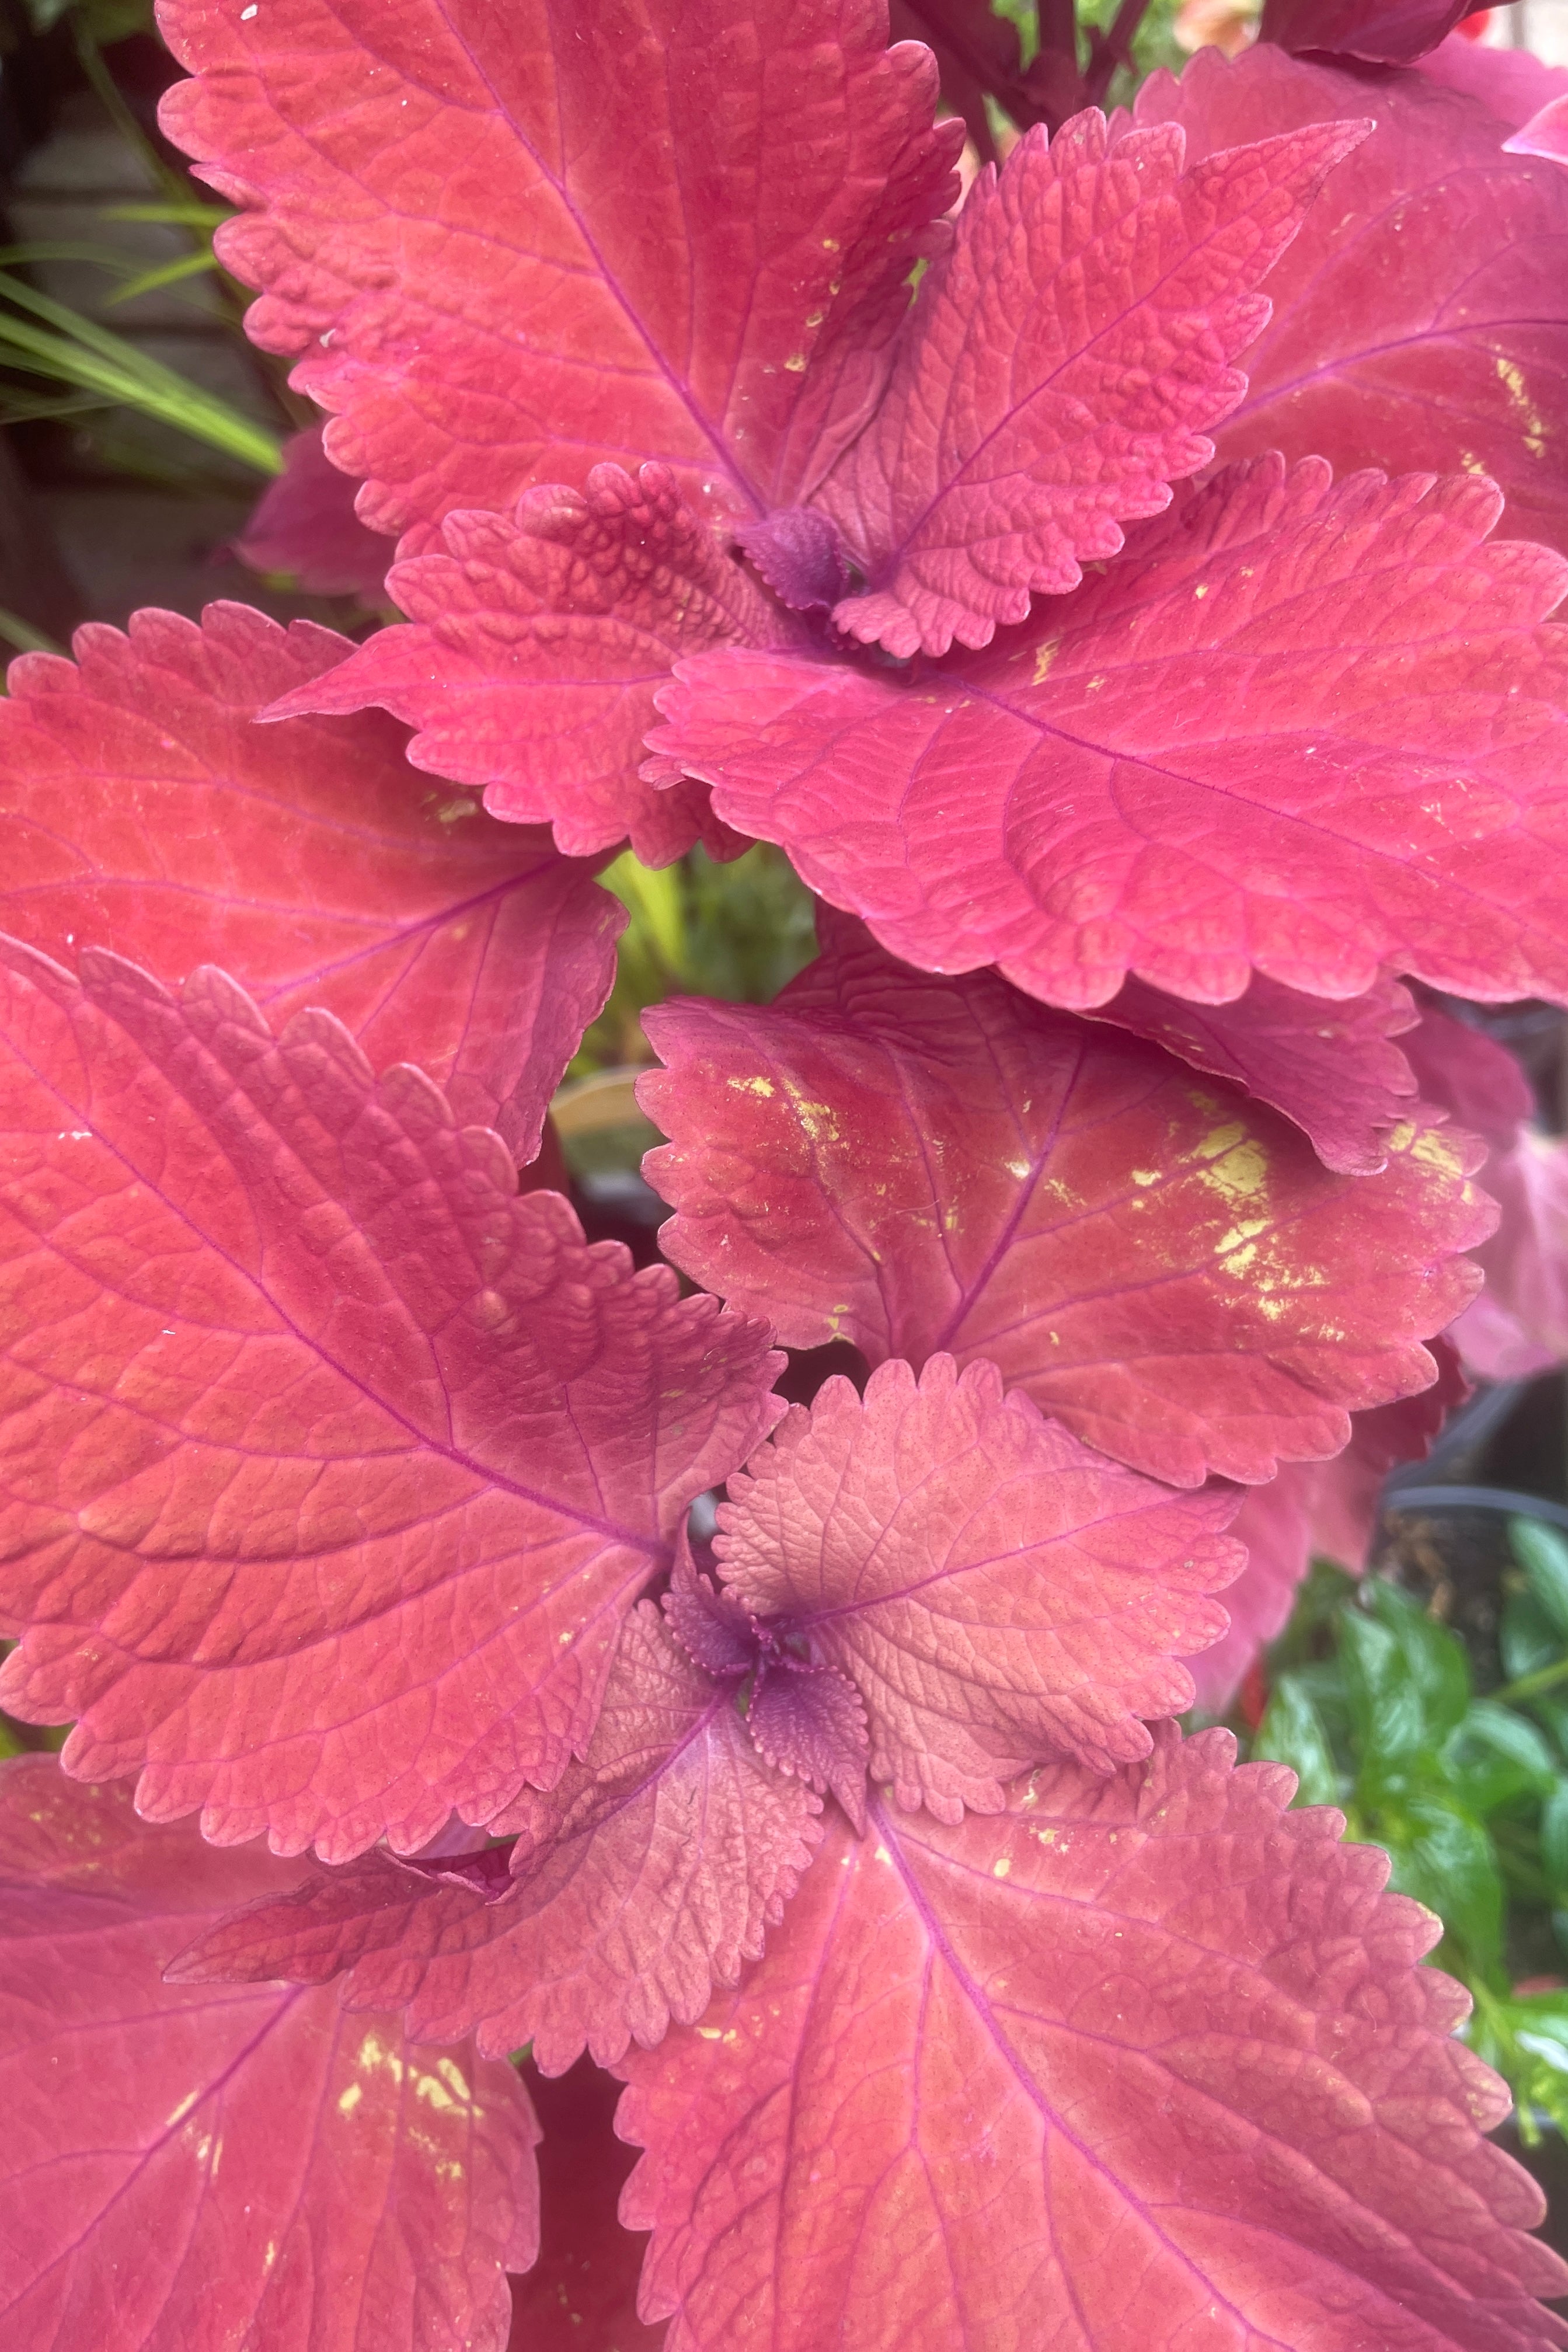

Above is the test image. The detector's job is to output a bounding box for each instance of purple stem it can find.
[1083,0,1154,104]
[1037,0,1081,66]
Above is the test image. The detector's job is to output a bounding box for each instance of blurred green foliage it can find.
[1252,1521,1568,2144]
[993,0,1189,78]
[571,845,818,1076]
[1075,0,1189,81]
[0,1644,68,1761]
[23,0,153,39]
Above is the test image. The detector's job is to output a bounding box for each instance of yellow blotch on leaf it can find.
[356,2029,405,2086]
[1192,1127,1271,1211]
[1494,355,1548,459]
[1409,1125,1469,1180]
[414,2056,472,2114]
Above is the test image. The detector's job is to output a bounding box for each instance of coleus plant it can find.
[6,0,1568,2344]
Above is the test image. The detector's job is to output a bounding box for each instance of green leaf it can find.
[681,846,819,1003]
[1339,1610,1417,1758]
[25,0,152,39]
[1541,1784,1568,1893]
[102,202,231,230]
[601,852,691,981]
[1468,1985,1568,2143]
[570,845,816,1076]
[1252,1674,1341,1810]
[1501,1589,1563,1685]
[1249,1546,1568,2135]
[1339,1583,1469,1766]
[1527,1692,1568,1762]
[1513,1517,1568,1643]
[1447,1701,1559,1817]
[1365,1579,1472,1738]
[1259,1558,1358,1678]
[1367,1790,1503,1976]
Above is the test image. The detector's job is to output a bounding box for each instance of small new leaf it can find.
[714,1356,1242,1816]
[273,465,794,864]
[821,110,1367,656]
[173,1605,821,2072]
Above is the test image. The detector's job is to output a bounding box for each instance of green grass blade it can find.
[0,241,144,269]
[0,275,280,472]
[601,852,692,980]
[106,250,217,307]
[102,201,231,228]
[0,607,65,658]
[0,389,111,424]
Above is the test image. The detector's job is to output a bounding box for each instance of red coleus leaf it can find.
[1417,30,1568,128]
[639,914,1491,1487]
[1401,1001,1536,1157]
[663,1543,874,1828]
[656,459,1568,1011]
[817,109,1365,657]
[508,2058,663,2352]
[0,1758,538,2352]
[1312,1344,1471,1560]
[1507,95,1568,172]
[158,0,960,544]
[618,1726,1568,2351]
[272,465,790,863]
[0,602,619,1158]
[712,1356,1243,1816]
[732,507,851,614]
[887,0,1057,158]
[1087,966,1422,1176]
[665,1545,872,1825]
[1259,0,1475,63]
[0,938,782,1858]
[744,1654,870,1832]
[1184,1339,1469,1710]
[1452,1129,1568,1380]
[236,426,392,600]
[660,1545,761,1681]
[1138,42,1568,558]
[1396,1005,1553,1378]
[1187,1462,1321,1715]
[170,1602,821,2071]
